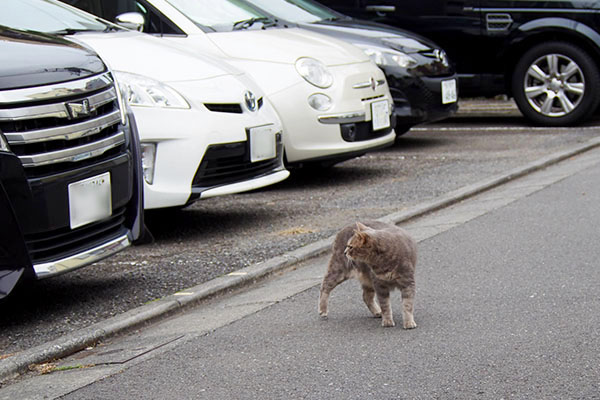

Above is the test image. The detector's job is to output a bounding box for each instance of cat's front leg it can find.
[400,285,417,329]
[375,286,395,327]
[358,273,381,318]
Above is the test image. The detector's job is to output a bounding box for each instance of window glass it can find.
[0,0,110,33]
[64,0,138,21]
[166,0,267,31]
[249,0,337,23]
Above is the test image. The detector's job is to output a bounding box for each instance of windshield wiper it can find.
[50,28,99,35]
[232,17,277,30]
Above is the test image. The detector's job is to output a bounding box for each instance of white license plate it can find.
[371,99,391,131]
[68,172,112,229]
[441,79,458,104]
[249,125,276,162]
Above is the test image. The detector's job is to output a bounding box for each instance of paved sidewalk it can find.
[2,142,600,399]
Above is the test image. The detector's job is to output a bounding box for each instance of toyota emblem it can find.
[244,91,258,112]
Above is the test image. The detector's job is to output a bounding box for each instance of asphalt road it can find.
[2,101,600,357]
[16,135,599,399]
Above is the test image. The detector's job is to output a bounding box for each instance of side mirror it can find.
[115,12,145,32]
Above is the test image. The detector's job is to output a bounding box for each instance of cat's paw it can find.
[382,319,395,327]
[403,320,417,329]
[373,312,382,318]
[319,311,328,319]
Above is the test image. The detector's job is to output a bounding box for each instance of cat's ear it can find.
[353,223,371,244]
[355,222,369,232]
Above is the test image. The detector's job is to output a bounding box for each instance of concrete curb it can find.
[2,135,600,383]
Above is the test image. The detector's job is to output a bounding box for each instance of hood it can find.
[71,30,241,82]
[207,27,369,66]
[0,27,105,91]
[307,19,439,54]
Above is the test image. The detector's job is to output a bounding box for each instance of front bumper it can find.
[271,60,397,165]
[131,88,288,210]
[0,112,143,296]
[386,70,459,126]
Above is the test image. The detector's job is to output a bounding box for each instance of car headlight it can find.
[111,73,129,125]
[114,71,190,109]
[357,45,418,69]
[295,57,333,88]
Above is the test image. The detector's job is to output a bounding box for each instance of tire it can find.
[511,41,600,126]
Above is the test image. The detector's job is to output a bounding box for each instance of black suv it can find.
[318,0,600,126]
[0,27,144,298]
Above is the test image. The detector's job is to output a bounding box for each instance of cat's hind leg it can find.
[358,272,381,318]
[318,270,349,318]
[400,285,417,329]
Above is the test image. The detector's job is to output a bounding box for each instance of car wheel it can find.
[511,41,600,126]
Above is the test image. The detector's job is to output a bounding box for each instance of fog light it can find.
[341,123,357,142]
[141,142,156,184]
[308,93,332,111]
[0,133,9,152]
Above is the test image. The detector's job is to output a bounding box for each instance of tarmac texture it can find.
[1,138,599,399]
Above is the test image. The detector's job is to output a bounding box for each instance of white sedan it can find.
[1,0,289,209]
[63,0,397,167]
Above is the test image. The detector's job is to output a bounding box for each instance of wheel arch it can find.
[503,17,600,96]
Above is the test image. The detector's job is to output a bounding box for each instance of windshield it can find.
[0,0,111,34]
[246,0,341,23]
[165,0,274,32]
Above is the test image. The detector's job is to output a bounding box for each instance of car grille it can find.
[340,121,393,142]
[23,207,127,263]
[0,72,131,263]
[0,72,125,179]
[192,138,281,190]
[204,97,263,114]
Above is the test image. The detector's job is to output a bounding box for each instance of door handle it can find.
[365,5,396,13]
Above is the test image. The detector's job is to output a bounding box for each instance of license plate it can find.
[68,172,112,229]
[249,125,276,162]
[371,99,390,131]
[441,79,458,104]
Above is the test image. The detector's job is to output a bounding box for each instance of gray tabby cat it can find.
[318,220,417,328]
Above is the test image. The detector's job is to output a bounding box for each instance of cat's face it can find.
[344,231,373,262]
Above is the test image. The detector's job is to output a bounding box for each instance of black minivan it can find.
[0,27,144,298]
[319,0,600,126]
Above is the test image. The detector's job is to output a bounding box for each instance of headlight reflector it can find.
[358,45,418,68]
[115,71,190,109]
[295,57,333,88]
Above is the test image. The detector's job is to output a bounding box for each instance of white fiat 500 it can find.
[1,0,289,209]
[62,0,397,167]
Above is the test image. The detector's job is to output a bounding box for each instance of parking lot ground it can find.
[2,137,600,398]
[2,98,600,381]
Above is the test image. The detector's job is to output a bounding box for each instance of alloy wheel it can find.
[523,53,585,118]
